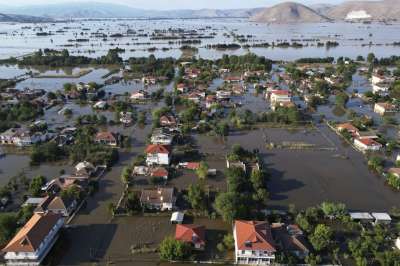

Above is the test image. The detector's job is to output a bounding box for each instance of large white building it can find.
[233,220,276,265]
[2,212,64,266]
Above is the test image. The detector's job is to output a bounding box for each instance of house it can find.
[2,212,64,266]
[95,132,118,146]
[395,237,400,250]
[336,123,359,136]
[142,76,157,85]
[355,130,378,140]
[41,176,87,194]
[159,115,177,127]
[145,144,171,166]
[150,167,169,180]
[371,212,392,225]
[226,159,246,172]
[269,90,291,105]
[205,95,217,109]
[175,224,206,250]
[234,220,276,265]
[272,223,309,259]
[216,90,231,100]
[140,187,176,211]
[151,129,174,145]
[372,83,390,96]
[224,76,242,83]
[130,90,148,100]
[176,83,188,93]
[34,195,77,217]
[374,102,397,116]
[0,128,50,147]
[120,112,133,125]
[75,161,95,177]
[93,100,107,109]
[354,138,382,152]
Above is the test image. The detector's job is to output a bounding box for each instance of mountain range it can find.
[0,0,399,23]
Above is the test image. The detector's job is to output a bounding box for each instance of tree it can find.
[186,183,206,211]
[305,253,322,266]
[29,175,46,196]
[309,224,332,251]
[214,192,246,222]
[196,161,209,179]
[320,201,347,218]
[121,167,131,186]
[0,213,18,245]
[215,121,229,137]
[159,236,191,261]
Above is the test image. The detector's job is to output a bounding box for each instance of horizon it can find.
[1,0,347,10]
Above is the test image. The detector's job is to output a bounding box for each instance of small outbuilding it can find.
[171,211,184,224]
[349,212,374,223]
[371,212,392,225]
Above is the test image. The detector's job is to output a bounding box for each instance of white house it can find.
[395,237,400,250]
[270,90,292,105]
[372,83,390,96]
[145,144,171,166]
[234,220,276,265]
[151,129,174,145]
[374,102,397,116]
[140,187,176,211]
[2,212,64,266]
[354,138,382,152]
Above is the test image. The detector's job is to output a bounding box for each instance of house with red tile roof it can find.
[233,220,276,265]
[175,224,206,250]
[145,144,171,166]
[150,167,169,180]
[159,115,177,127]
[354,138,382,153]
[336,122,359,136]
[94,131,118,146]
[2,212,64,266]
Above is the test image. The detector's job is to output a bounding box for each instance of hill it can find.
[251,2,330,23]
[0,13,52,23]
[0,2,259,19]
[327,0,400,20]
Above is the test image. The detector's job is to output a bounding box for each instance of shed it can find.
[22,197,46,207]
[171,211,184,224]
[371,212,392,225]
[349,212,373,222]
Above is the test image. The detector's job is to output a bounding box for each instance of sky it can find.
[0,0,346,10]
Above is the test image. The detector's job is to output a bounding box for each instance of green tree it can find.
[196,161,209,179]
[320,201,347,218]
[309,224,332,251]
[29,175,46,196]
[0,213,18,245]
[186,183,206,211]
[214,192,245,222]
[159,236,191,261]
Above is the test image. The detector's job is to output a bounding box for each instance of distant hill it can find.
[251,2,330,23]
[326,0,400,20]
[0,2,260,19]
[309,3,335,16]
[0,13,52,23]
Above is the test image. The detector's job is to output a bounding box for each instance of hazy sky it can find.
[1,0,346,10]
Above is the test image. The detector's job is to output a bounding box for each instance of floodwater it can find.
[0,19,400,60]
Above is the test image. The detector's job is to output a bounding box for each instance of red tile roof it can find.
[145,144,171,154]
[2,213,63,253]
[151,167,169,177]
[356,138,381,146]
[175,224,205,246]
[271,90,290,96]
[234,220,276,252]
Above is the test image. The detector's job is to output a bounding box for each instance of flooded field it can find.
[1,19,400,61]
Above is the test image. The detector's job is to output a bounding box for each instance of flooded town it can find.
[0,0,400,265]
